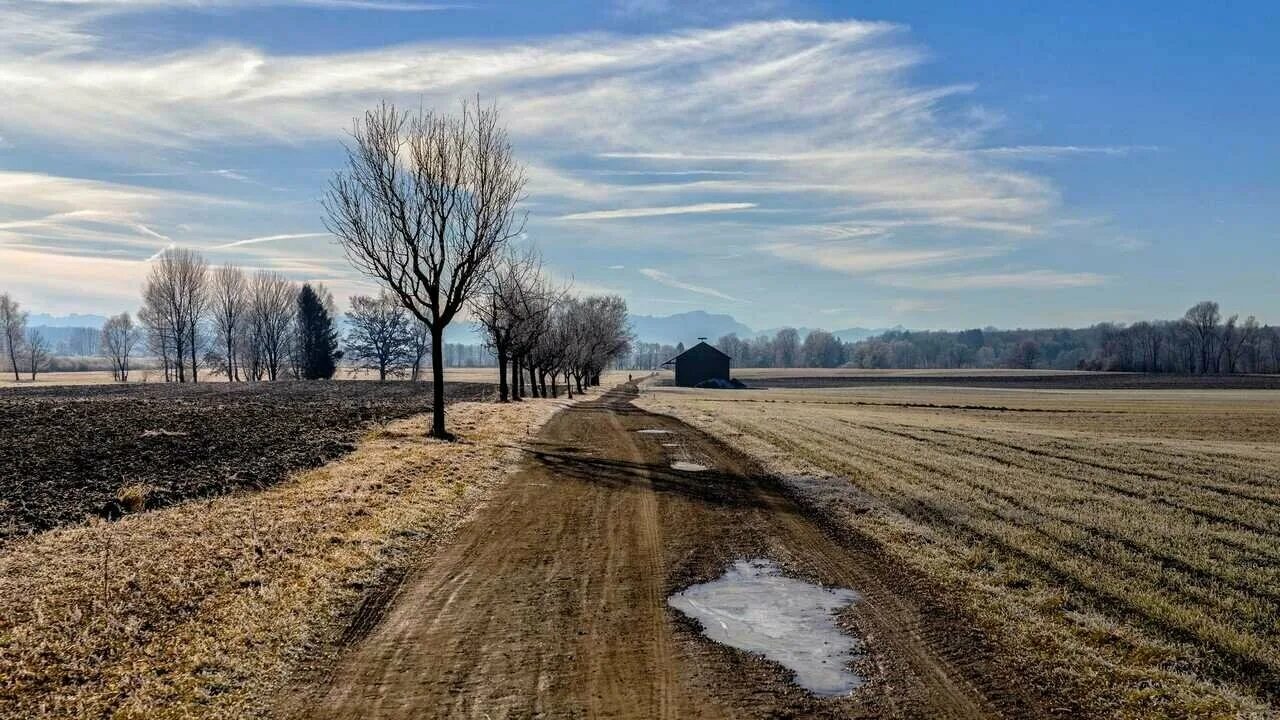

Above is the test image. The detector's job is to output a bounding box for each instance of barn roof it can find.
[661,341,730,366]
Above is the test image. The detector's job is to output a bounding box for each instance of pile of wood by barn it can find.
[663,341,732,387]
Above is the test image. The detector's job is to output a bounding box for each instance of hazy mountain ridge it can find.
[629,311,895,347]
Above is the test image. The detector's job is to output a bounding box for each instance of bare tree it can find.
[325,100,526,438]
[407,319,431,382]
[101,313,140,382]
[1184,301,1221,374]
[25,329,49,381]
[141,248,208,383]
[246,270,297,381]
[0,293,26,381]
[210,264,248,381]
[345,292,415,381]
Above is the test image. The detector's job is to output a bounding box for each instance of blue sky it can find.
[0,0,1275,330]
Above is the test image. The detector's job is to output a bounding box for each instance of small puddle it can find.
[635,429,673,435]
[661,442,681,448]
[670,461,708,472]
[668,559,863,697]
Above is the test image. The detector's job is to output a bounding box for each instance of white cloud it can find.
[559,203,756,220]
[0,11,1139,316]
[639,268,742,302]
[880,270,1109,290]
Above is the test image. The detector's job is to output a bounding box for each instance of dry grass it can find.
[637,384,1280,719]
[0,393,586,719]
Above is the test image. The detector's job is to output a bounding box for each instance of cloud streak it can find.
[559,203,756,220]
[211,232,329,249]
[880,270,1109,290]
[639,268,742,302]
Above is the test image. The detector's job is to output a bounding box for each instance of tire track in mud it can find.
[278,386,1045,719]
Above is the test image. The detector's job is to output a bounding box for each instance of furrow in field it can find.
[710,407,1280,692]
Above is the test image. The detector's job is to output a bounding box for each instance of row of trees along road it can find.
[326,100,631,438]
[134,248,341,384]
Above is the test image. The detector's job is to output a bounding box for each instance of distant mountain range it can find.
[28,313,110,328]
[627,311,896,347]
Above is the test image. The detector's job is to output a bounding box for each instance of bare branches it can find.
[325,99,527,438]
[0,293,27,382]
[345,292,416,381]
[246,271,297,382]
[140,248,208,383]
[101,313,140,382]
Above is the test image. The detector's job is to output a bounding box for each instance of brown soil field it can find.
[0,381,492,541]
[636,383,1280,718]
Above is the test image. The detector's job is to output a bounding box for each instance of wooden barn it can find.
[663,341,731,387]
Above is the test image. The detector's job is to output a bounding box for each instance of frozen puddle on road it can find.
[670,461,708,472]
[635,429,673,435]
[668,559,864,697]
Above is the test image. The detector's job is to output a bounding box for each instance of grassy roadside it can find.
[0,394,579,719]
[635,387,1272,720]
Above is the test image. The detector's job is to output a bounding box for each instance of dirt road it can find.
[281,385,1045,719]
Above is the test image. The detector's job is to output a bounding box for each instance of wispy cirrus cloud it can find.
[761,241,1002,275]
[880,270,1109,290]
[211,232,328,249]
[0,8,1136,318]
[639,268,743,303]
[559,203,756,220]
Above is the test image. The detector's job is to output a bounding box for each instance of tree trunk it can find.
[510,355,522,401]
[551,373,558,398]
[538,370,548,398]
[190,326,199,384]
[496,348,509,402]
[430,325,449,438]
[528,364,538,398]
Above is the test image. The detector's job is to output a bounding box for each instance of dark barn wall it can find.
[674,343,731,387]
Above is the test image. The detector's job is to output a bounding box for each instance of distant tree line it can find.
[127,248,341,384]
[623,328,848,370]
[846,301,1280,373]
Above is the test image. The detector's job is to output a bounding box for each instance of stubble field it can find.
[636,377,1280,718]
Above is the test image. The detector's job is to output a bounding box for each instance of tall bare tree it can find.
[141,248,208,383]
[101,312,140,382]
[25,330,49,381]
[0,293,26,381]
[325,100,526,438]
[210,264,248,381]
[246,270,297,381]
[1184,301,1221,374]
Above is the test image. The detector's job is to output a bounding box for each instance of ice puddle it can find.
[668,559,864,696]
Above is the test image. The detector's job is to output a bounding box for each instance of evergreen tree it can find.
[297,284,340,380]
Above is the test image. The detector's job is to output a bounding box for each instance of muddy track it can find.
[278,385,1049,719]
